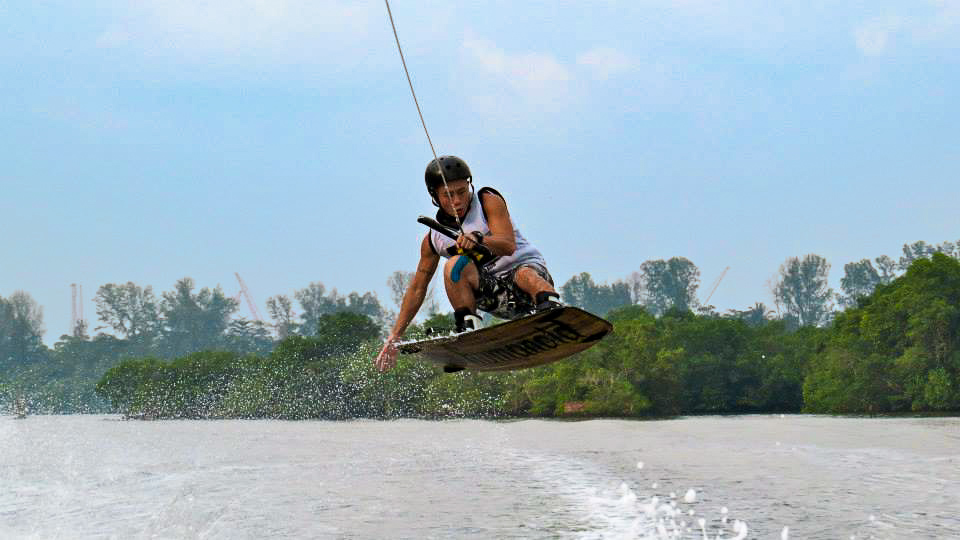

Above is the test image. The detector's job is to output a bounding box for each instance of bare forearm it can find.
[389,284,428,340]
[483,233,516,256]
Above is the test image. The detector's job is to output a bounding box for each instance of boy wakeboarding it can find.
[375,155,562,372]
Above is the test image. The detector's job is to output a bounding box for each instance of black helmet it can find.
[425,156,472,200]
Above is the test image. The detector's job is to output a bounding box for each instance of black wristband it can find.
[470,231,485,244]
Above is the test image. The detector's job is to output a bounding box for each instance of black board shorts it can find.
[476,263,554,320]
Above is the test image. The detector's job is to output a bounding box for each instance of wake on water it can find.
[522,449,887,540]
[572,482,753,540]
[526,452,759,540]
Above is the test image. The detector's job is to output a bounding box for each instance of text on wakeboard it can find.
[459,319,597,366]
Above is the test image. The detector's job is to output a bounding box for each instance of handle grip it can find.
[417,215,498,267]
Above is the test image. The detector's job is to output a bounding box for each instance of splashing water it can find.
[544,462,755,540]
[576,482,754,540]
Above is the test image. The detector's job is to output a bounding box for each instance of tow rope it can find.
[383,0,463,233]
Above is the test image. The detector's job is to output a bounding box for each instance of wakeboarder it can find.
[375,156,561,372]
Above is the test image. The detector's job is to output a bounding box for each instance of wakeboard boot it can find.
[454,308,482,333]
[535,291,563,312]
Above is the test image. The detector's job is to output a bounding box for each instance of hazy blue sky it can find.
[2,1,958,342]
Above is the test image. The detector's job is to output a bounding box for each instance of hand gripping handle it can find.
[417,215,498,267]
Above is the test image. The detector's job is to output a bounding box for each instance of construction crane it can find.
[234,273,263,322]
[703,266,730,306]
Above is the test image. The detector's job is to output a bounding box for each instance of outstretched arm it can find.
[376,235,439,372]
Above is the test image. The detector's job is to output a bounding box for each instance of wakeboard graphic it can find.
[398,306,612,372]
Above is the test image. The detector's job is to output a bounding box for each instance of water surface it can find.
[2,415,957,539]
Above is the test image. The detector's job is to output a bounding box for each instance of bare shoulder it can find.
[479,187,509,216]
[419,234,440,272]
[420,233,440,261]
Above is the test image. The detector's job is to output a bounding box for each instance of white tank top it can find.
[428,187,547,277]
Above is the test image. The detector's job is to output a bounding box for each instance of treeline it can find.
[563,239,960,326]
[804,253,960,412]
[0,278,388,414]
[2,238,958,415]
[93,253,960,418]
[536,255,960,415]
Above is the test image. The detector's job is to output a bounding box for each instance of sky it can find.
[1,1,958,343]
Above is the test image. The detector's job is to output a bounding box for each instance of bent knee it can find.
[514,265,554,290]
[445,255,477,283]
[513,265,538,283]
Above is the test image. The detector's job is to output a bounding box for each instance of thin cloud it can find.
[462,35,572,107]
[457,37,649,128]
[854,17,903,56]
[576,47,633,81]
[916,0,960,41]
[853,2,960,57]
[96,1,377,67]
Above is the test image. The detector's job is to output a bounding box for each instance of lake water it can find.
[1,415,957,539]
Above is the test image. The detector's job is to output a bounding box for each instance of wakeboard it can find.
[397,306,612,372]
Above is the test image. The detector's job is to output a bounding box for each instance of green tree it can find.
[388,269,440,317]
[559,272,631,316]
[804,253,960,413]
[295,282,386,335]
[874,255,898,285]
[898,241,936,271]
[225,318,274,355]
[735,323,815,412]
[387,270,414,310]
[838,259,883,309]
[421,312,455,336]
[774,254,834,327]
[0,291,46,369]
[159,278,238,358]
[935,240,959,259]
[625,271,644,304]
[312,312,382,356]
[95,357,166,414]
[161,351,242,418]
[94,282,160,343]
[638,257,700,315]
[521,306,672,417]
[922,368,956,411]
[727,302,773,327]
[265,294,298,339]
